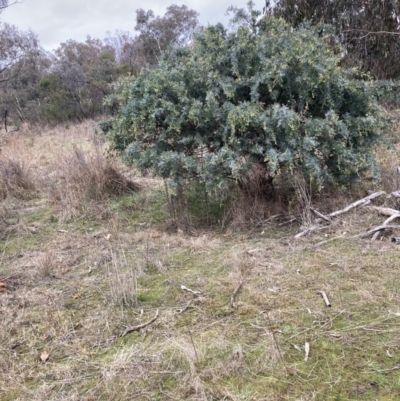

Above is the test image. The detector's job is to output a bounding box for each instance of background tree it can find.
[133,4,199,68]
[0,22,41,128]
[0,22,38,82]
[270,0,400,79]
[104,30,136,74]
[40,36,120,122]
[0,47,50,124]
[105,10,384,199]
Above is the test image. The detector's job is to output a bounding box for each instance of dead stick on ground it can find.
[358,224,400,239]
[322,191,384,220]
[312,191,384,225]
[296,192,384,238]
[231,279,244,309]
[121,309,159,338]
[310,207,331,222]
[317,291,331,307]
[178,300,192,314]
[304,342,310,361]
[181,285,201,295]
[366,206,400,217]
[383,214,400,225]
[264,309,292,376]
[314,235,346,248]
[183,315,199,363]
[295,224,331,239]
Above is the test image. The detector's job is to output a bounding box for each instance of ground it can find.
[1,121,400,401]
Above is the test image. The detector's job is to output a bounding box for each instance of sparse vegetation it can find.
[0,120,400,401]
[2,2,400,400]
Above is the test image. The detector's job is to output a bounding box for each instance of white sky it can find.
[1,0,266,51]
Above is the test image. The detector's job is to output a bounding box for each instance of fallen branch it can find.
[295,224,330,239]
[371,231,381,241]
[383,214,400,226]
[316,291,331,307]
[358,225,400,239]
[310,207,331,222]
[121,309,159,337]
[296,192,384,238]
[314,191,384,223]
[366,206,400,217]
[231,279,244,309]
[360,206,400,240]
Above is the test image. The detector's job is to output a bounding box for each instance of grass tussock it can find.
[48,146,140,221]
[0,158,37,200]
[107,250,138,307]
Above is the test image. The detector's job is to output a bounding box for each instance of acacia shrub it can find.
[106,15,384,200]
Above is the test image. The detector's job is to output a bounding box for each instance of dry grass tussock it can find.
[47,145,140,221]
[0,120,140,221]
[2,119,400,400]
[0,158,37,200]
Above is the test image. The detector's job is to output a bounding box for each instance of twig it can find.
[231,279,244,309]
[178,300,193,314]
[304,342,310,361]
[120,309,159,337]
[295,224,330,239]
[181,285,201,295]
[314,235,346,248]
[264,309,292,376]
[316,291,331,307]
[183,315,199,363]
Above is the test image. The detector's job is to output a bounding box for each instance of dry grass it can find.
[1,120,400,400]
[0,120,140,222]
[0,158,37,200]
[107,249,138,307]
[47,145,140,221]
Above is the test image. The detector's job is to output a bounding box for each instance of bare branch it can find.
[120,309,159,337]
[231,279,244,309]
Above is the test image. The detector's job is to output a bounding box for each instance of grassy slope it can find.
[1,122,400,401]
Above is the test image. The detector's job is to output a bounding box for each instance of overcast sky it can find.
[2,0,266,51]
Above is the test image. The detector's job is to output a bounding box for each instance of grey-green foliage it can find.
[106,7,384,195]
